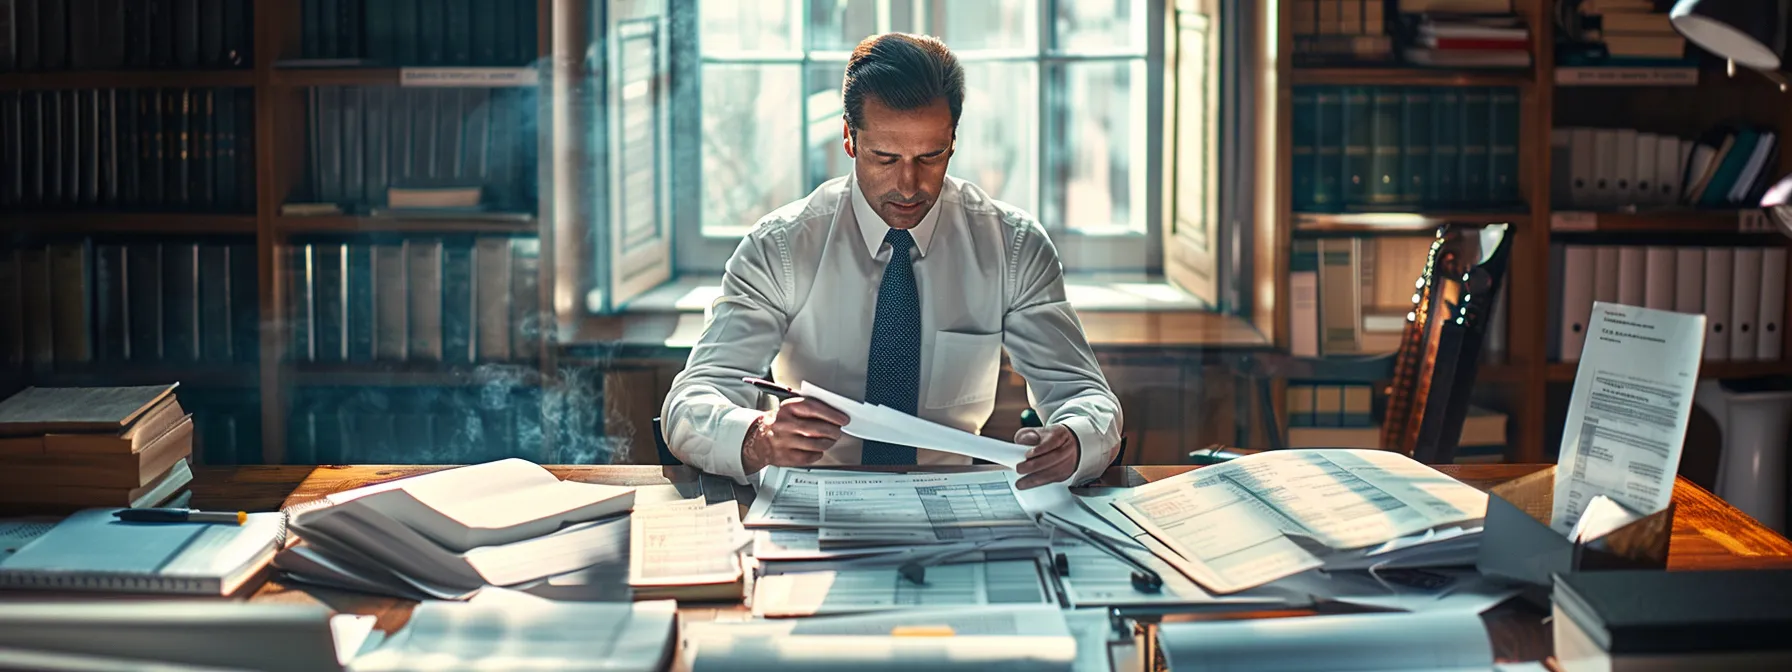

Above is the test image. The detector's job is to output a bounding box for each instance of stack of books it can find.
[1556,0,1697,83]
[0,384,194,512]
[1291,0,1396,66]
[1400,13,1533,68]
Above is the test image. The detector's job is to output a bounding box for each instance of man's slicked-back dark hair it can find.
[842,33,965,134]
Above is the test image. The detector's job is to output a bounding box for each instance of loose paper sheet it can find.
[799,382,1031,467]
[1053,537,1288,609]
[1552,303,1704,534]
[682,605,1077,672]
[349,598,676,672]
[752,558,1052,617]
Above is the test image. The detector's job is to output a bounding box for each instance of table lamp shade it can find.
[1671,0,1782,70]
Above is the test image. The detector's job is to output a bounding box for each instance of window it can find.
[584,0,1226,311]
[691,0,1155,272]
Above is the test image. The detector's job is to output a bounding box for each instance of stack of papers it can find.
[276,459,636,599]
[1105,449,1489,594]
[627,499,749,601]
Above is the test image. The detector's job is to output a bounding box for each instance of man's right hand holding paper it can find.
[741,399,849,473]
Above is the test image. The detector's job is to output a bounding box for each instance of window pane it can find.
[808,0,880,51]
[701,0,800,55]
[1052,60,1147,234]
[918,0,1037,53]
[1054,0,1145,53]
[805,61,852,189]
[950,61,1038,215]
[702,64,805,235]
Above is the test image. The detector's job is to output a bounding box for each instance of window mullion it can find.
[1037,0,1054,232]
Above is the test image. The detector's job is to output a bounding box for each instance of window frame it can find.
[673,0,1165,275]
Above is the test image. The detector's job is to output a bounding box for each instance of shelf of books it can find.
[0,0,559,467]
[1280,0,1792,464]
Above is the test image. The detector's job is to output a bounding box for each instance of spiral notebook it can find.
[0,508,288,596]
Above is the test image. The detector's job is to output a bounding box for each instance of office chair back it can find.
[1381,223,1513,464]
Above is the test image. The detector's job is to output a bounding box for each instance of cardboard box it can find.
[1475,466,1673,600]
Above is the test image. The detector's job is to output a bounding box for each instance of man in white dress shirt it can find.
[661,33,1123,489]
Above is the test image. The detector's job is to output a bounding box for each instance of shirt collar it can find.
[850,174,944,259]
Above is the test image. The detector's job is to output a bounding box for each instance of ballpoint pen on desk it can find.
[1037,512,1164,593]
[113,508,248,525]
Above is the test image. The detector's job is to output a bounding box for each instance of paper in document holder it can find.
[1476,466,1672,595]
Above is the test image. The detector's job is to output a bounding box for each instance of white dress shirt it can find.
[661,173,1123,484]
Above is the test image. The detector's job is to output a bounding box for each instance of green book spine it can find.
[1458,87,1490,205]
[1402,87,1431,207]
[1292,87,1317,211]
[1314,87,1341,210]
[1342,86,1372,207]
[1489,87,1519,205]
[1430,87,1459,205]
[364,0,396,64]
[1369,87,1401,206]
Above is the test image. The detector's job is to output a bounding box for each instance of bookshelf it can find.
[0,0,559,466]
[1275,0,1792,464]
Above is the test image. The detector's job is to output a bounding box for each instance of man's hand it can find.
[1014,425,1081,490]
[742,398,849,474]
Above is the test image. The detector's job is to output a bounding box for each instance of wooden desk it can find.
[196,463,1792,666]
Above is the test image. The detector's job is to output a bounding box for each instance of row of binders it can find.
[0,0,254,71]
[285,237,542,364]
[0,89,257,213]
[1550,126,1780,210]
[1292,86,1521,211]
[1550,244,1787,362]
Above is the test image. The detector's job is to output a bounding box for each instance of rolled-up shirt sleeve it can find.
[1000,221,1124,485]
[661,232,790,483]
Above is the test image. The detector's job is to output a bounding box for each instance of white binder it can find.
[1674,247,1705,315]
[1571,128,1597,209]
[1594,246,1621,306]
[1562,246,1596,362]
[1635,133,1658,206]
[1731,247,1764,360]
[1759,248,1787,360]
[1613,129,1638,208]
[1617,246,1647,307]
[1705,247,1733,360]
[1643,246,1676,311]
[1656,135,1683,205]
[1593,130,1619,208]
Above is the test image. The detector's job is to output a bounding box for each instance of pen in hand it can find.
[113,508,248,525]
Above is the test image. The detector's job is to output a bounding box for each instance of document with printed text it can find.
[752,558,1053,617]
[627,499,746,588]
[1552,302,1704,535]
[1112,449,1488,593]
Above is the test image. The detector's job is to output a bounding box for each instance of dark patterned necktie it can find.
[861,228,920,465]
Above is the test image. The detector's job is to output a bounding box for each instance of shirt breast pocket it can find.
[926,330,1003,409]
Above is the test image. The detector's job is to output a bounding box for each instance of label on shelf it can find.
[400,67,541,87]
[1550,211,1598,231]
[1555,67,1698,87]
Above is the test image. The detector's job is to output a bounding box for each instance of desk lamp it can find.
[1670,0,1789,88]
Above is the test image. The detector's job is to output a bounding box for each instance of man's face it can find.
[846,96,955,230]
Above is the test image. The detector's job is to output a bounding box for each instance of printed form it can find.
[1113,449,1488,593]
[627,499,745,588]
[1552,303,1705,535]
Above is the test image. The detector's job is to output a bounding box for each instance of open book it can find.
[285,459,636,596]
[1108,449,1488,594]
[295,458,634,553]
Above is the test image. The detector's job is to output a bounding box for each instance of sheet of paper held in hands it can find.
[1552,303,1704,535]
[794,382,1125,541]
[1111,449,1488,594]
